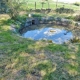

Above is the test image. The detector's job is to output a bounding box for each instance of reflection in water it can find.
[22,27,73,44]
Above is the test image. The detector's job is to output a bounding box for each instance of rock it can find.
[33,18,40,25]
[28,14,33,17]
[41,17,46,23]
[61,18,72,26]
[50,29,56,32]
[25,21,32,27]
[56,17,61,21]
[48,40,53,43]
[55,17,62,25]
[77,22,80,26]
[11,24,15,28]
[25,18,40,27]
[10,24,16,32]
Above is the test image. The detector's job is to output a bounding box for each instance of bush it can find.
[74,15,80,21]
[55,7,74,13]
[73,2,80,6]
[15,15,27,22]
[4,0,22,19]
[35,9,41,12]
[65,16,74,20]
[32,14,43,17]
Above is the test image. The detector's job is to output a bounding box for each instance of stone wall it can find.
[25,18,40,27]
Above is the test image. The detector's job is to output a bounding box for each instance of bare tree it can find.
[4,0,21,19]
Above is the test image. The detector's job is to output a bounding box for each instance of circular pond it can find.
[22,27,73,44]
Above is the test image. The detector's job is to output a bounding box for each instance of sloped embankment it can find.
[0,14,80,80]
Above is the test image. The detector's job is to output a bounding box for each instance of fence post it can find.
[35,2,36,10]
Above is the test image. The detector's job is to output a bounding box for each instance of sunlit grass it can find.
[20,2,80,10]
[64,52,76,59]
[64,63,79,76]
[0,14,80,80]
[45,44,68,52]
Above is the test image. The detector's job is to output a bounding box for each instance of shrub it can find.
[32,14,43,17]
[73,2,80,6]
[4,0,22,19]
[65,16,74,20]
[35,9,41,12]
[55,7,74,13]
[74,15,80,21]
[71,37,80,43]
[56,17,61,21]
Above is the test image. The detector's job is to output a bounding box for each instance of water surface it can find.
[22,27,73,44]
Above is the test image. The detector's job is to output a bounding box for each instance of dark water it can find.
[22,27,73,44]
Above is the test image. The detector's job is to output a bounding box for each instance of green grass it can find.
[19,0,80,10]
[45,44,69,52]
[20,1,80,10]
[0,14,80,80]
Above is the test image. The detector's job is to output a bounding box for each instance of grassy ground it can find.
[0,14,80,80]
[20,1,80,10]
